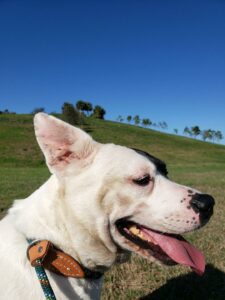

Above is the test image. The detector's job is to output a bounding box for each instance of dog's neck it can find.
[10,175,124,272]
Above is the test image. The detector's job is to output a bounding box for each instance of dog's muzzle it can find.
[190,193,215,223]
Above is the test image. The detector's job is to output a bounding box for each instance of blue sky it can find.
[0,0,225,139]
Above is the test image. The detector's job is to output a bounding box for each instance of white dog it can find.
[0,113,214,299]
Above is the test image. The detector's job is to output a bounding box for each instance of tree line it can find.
[0,100,106,127]
[0,109,16,114]
[1,105,223,144]
[25,101,106,126]
[117,115,168,130]
[117,115,223,143]
[61,101,106,126]
[183,126,223,143]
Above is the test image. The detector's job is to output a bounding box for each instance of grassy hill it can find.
[0,113,225,299]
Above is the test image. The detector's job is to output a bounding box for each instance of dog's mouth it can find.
[115,219,205,275]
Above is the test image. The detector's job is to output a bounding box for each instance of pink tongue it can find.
[142,228,205,275]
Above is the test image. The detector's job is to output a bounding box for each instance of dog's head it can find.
[34,113,214,275]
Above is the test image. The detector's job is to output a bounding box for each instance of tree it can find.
[133,115,140,126]
[127,115,132,123]
[191,126,201,139]
[201,129,213,142]
[174,128,178,134]
[92,105,106,119]
[142,118,152,128]
[201,130,207,141]
[183,126,191,137]
[76,100,93,116]
[158,121,168,130]
[215,130,223,143]
[31,107,45,114]
[85,102,93,116]
[211,130,216,143]
[76,100,86,112]
[117,115,124,122]
[62,102,83,125]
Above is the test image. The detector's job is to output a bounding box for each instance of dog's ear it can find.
[34,113,98,174]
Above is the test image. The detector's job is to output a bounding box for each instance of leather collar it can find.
[27,240,103,279]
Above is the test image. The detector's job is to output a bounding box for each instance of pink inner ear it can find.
[61,150,73,159]
[47,144,76,167]
[37,121,76,167]
[35,113,94,172]
[36,116,74,147]
[57,150,73,162]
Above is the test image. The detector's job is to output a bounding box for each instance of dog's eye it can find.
[133,174,151,186]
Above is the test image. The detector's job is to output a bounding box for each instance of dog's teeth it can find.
[128,225,158,245]
[129,226,146,240]
[129,226,140,236]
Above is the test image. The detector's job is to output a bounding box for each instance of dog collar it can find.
[27,239,103,279]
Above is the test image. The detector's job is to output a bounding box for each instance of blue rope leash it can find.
[27,239,57,300]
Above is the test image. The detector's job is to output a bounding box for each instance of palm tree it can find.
[201,129,213,142]
[117,115,123,122]
[142,118,152,128]
[127,115,132,123]
[133,115,140,126]
[158,121,168,130]
[183,126,192,137]
[191,126,201,139]
[215,130,223,143]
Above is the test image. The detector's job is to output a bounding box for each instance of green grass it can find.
[0,114,225,299]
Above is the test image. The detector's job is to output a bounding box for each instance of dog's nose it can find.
[190,193,215,222]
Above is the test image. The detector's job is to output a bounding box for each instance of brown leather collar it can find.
[27,240,103,279]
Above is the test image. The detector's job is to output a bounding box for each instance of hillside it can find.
[1,113,225,167]
[0,113,225,299]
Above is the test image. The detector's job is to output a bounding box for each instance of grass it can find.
[0,114,225,299]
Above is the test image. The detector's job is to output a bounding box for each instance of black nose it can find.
[190,193,215,222]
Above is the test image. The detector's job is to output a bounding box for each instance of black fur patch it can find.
[131,148,168,177]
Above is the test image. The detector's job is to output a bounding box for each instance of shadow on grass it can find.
[140,264,225,300]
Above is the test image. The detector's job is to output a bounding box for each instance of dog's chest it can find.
[0,216,103,300]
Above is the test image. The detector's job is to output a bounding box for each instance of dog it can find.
[0,113,214,299]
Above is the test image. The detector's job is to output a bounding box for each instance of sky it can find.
[0,0,225,140]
